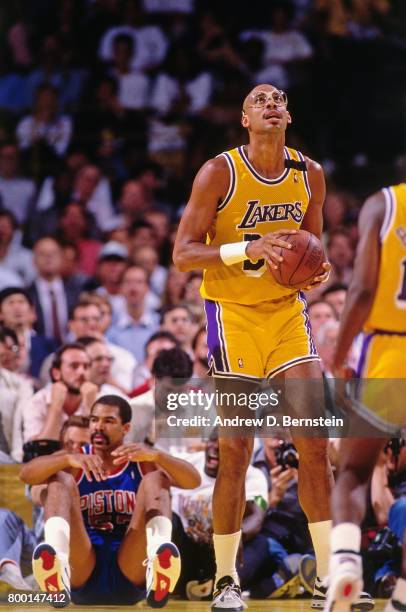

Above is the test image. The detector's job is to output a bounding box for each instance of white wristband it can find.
[220,241,250,266]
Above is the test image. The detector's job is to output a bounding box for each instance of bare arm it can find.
[242,500,266,542]
[173,156,297,272]
[333,192,385,371]
[300,157,326,239]
[173,157,229,272]
[19,451,105,485]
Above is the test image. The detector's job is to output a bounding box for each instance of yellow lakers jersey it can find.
[365,183,406,332]
[200,145,311,304]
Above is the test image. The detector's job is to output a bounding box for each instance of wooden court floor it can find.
[0,599,388,611]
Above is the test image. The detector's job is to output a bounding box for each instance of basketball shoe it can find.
[145,542,181,608]
[32,543,70,608]
[212,575,246,610]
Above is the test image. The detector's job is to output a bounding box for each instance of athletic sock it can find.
[146,516,172,558]
[0,560,31,590]
[392,578,406,605]
[330,523,361,554]
[43,517,70,557]
[308,520,332,581]
[213,530,241,585]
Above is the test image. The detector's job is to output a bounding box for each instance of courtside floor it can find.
[0,600,387,611]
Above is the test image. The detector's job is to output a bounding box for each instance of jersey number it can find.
[242,233,266,277]
[397,259,406,304]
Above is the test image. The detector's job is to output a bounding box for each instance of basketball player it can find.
[173,84,373,610]
[19,395,201,608]
[327,184,406,611]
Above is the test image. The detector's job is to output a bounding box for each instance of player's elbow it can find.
[19,465,34,485]
[177,466,202,489]
[172,247,190,272]
[353,286,375,304]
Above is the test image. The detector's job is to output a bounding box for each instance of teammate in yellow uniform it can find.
[173,84,371,611]
[326,184,406,611]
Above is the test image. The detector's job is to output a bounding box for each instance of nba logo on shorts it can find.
[238,358,244,368]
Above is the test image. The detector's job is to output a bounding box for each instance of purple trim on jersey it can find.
[204,299,226,372]
[297,150,311,200]
[380,187,395,242]
[298,291,318,356]
[217,152,236,211]
[216,302,230,371]
[356,333,374,378]
[237,146,290,185]
[267,355,320,378]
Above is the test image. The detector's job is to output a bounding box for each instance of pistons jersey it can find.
[76,444,144,543]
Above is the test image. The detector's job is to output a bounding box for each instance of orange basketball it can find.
[270,230,325,289]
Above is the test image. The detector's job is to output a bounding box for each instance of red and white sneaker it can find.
[324,552,368,611]
[145,542,181,608]
[32,543,70,608]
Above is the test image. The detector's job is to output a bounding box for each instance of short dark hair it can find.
[91,395,132,424]
[0,325,19,346]
[321,282,348,297]
[76,336,102,348]
[0,209,18,229]
[112,33,134,53]
[60,415,90,443]
[68,300,101,322]
[144,330,178,356]
[151,347,193,380]
[0,287,33,309]
[51,342,88,372]
[160,303,191,325]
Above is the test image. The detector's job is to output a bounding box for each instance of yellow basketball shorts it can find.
[354,331,406,433]
[204,292,320,380]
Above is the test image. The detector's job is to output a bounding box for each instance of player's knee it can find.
[142,469,171,490]
[48,471,78,495]
[218,438,253,476]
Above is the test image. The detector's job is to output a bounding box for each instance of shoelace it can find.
[212,585,247,609]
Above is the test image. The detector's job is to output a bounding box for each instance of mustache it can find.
[91,432,110,444]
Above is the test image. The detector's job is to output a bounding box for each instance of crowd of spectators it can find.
[0,0,406,603]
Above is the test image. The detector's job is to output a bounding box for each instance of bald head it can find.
[243,84,280,112]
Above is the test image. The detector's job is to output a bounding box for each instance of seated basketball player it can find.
[19,395,201,608]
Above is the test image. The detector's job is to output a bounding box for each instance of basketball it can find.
[270,230,325,289]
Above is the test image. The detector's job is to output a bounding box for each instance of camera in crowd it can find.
[22,439,61,462]
[384,438,406,492]
[275,441,299,471]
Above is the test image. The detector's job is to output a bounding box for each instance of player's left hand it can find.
[111,443,159,464]
[304,261,331,290]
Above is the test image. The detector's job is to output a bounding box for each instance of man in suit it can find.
[28,237,83,343]
[0,287,56,380]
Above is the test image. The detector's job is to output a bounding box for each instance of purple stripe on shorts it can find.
[204,299,225,373]
[298,291,318,355]
[356,333,374,378]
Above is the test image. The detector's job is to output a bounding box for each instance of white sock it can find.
[308,520,332,580]
[0,560,30,590]
[44,517,70,557]
[392,577,406,603]
[213,530,241,585]
[146,516,172,558]
[330,523,361,554]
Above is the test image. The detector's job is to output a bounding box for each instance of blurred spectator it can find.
[171,432,270,600]
[116,179,151,226]
[22,343,97,442]
[106,265,160,362]
[321,283,348,318]
[71,164,116,233]
[0,210,35,285]
[16,84,73,157]
[59,414,90,453]
[151,44,214,116]
[240,2,313,89]
[307,300,338,336]
[127,346,192,444]
[28,237,83,342]
[161,304,195,357]
[131,329,178,393]
[57,202,102,275]
[192,326,208,378]
[144,209,171,260]
[0,326,34,461]
[162,264,189,307]
[0,287,57,380]
[0,43,27,114]
[109,33,150,110]
[128,219,156,252]
[326,229,354,286]
[0,142,36,224]
[99,0,168,71]
[60,243,89,287]
[314,320,340,377]
[132,245,167,298]
[77,336,128,397]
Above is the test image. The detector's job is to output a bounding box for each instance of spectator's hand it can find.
[268,465,297,507]
[50,382,68,410]
[80,382,98,411]
[304,262,331,290]
[67,452,106,482]
[112,443,159,464]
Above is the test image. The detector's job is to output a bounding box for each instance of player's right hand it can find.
[50,382,68,410]
[67,453,106,482]
[246,230,297,270]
